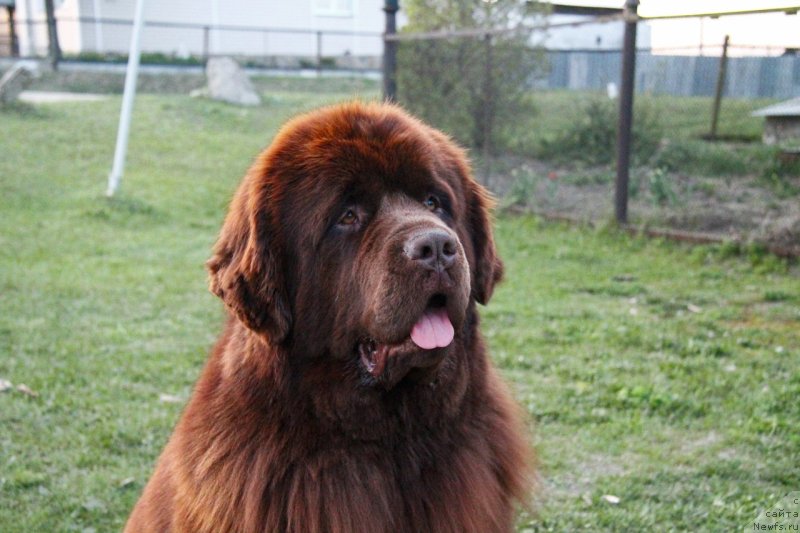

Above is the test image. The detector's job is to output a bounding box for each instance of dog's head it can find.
[207,102,502,389]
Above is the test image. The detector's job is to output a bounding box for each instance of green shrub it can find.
[298,57,337,69]
[651,138,780,178]
[503,168,538,209]
[652,139,750,176]
[140,52,202,66]
[646,167,677,206]
[538,98,662,166]
[397,0,544,154]
[64,51,202,66]
[764,290,792,302]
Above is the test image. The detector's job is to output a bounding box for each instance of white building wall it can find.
[13,3,651,61]
[14,0,87,55]
[73,0,385,58]
[14,0,41,55]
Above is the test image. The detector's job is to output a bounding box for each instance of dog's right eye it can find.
[424,195,441,211]
[338,209,359,226]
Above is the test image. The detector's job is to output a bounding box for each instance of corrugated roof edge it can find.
[752,97,800,117]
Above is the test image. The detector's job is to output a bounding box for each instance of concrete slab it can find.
[18,91,108,103]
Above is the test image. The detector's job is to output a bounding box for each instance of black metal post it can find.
[7,6,19,57]
[614,0,638,225]
[709,35,729,140]
[44,0,61,70]
[382,0,398,101]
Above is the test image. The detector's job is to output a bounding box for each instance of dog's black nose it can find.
[404,230,457,272]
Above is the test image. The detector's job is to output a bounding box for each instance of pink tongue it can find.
[410,308,454,350]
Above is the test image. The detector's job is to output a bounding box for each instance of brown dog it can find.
[124,102,533,533]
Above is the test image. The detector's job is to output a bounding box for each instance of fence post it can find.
[316,30,322,73]
[482,32,494,187]
[614,0,638,225]
[7,6,19,57]
[44,0,61,70]
[382,0,398,101]
[709,35,729,140]
[203,26,210,64]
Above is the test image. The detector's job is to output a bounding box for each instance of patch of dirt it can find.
[679,431,722,456]
[547,453,629,500]
[487,156,800,256]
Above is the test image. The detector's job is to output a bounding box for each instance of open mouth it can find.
[358,293,455,379]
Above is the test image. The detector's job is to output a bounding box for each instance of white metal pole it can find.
[106,0,146,197]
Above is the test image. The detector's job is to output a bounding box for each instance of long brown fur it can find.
[125,102,534,533]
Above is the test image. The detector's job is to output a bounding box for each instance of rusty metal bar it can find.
[614,0,638,224]
[640,5,800,20]
[44,0,61,70]
[709,35,730,140]
[382,0,398,101]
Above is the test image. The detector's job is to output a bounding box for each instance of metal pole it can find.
[203,25,210,63]
[44,0,61,70]
[482,33,493,188]
[699,18,704,56]
[316,30,322,74]
[106,0,146,197]
[614,0,638,225]
[8,6,19,57]
[382,0,398,101]
[709,35,729,140]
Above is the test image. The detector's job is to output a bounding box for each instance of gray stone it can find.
[0,61,38,105]
[204,57,260,106]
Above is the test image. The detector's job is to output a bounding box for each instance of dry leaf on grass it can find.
[159,393,183,403]
[16,384,38,397]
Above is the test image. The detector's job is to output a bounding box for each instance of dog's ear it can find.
[206,170,291,343]
[467,181,504,305]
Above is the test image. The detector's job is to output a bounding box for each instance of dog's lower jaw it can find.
[358,335,449,389]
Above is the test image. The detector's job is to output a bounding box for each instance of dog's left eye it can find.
[339,209,359,226]
[424,196,441,211]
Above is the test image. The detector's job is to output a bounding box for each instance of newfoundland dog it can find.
[125,102,533,533]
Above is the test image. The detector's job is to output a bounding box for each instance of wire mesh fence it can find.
[2,6,798,251]
[390,6,799,252]
[4,16,384,71]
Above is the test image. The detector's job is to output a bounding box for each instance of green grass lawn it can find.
[528,90,774,143]
[1,89,798,532]
[511,90,779,177]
